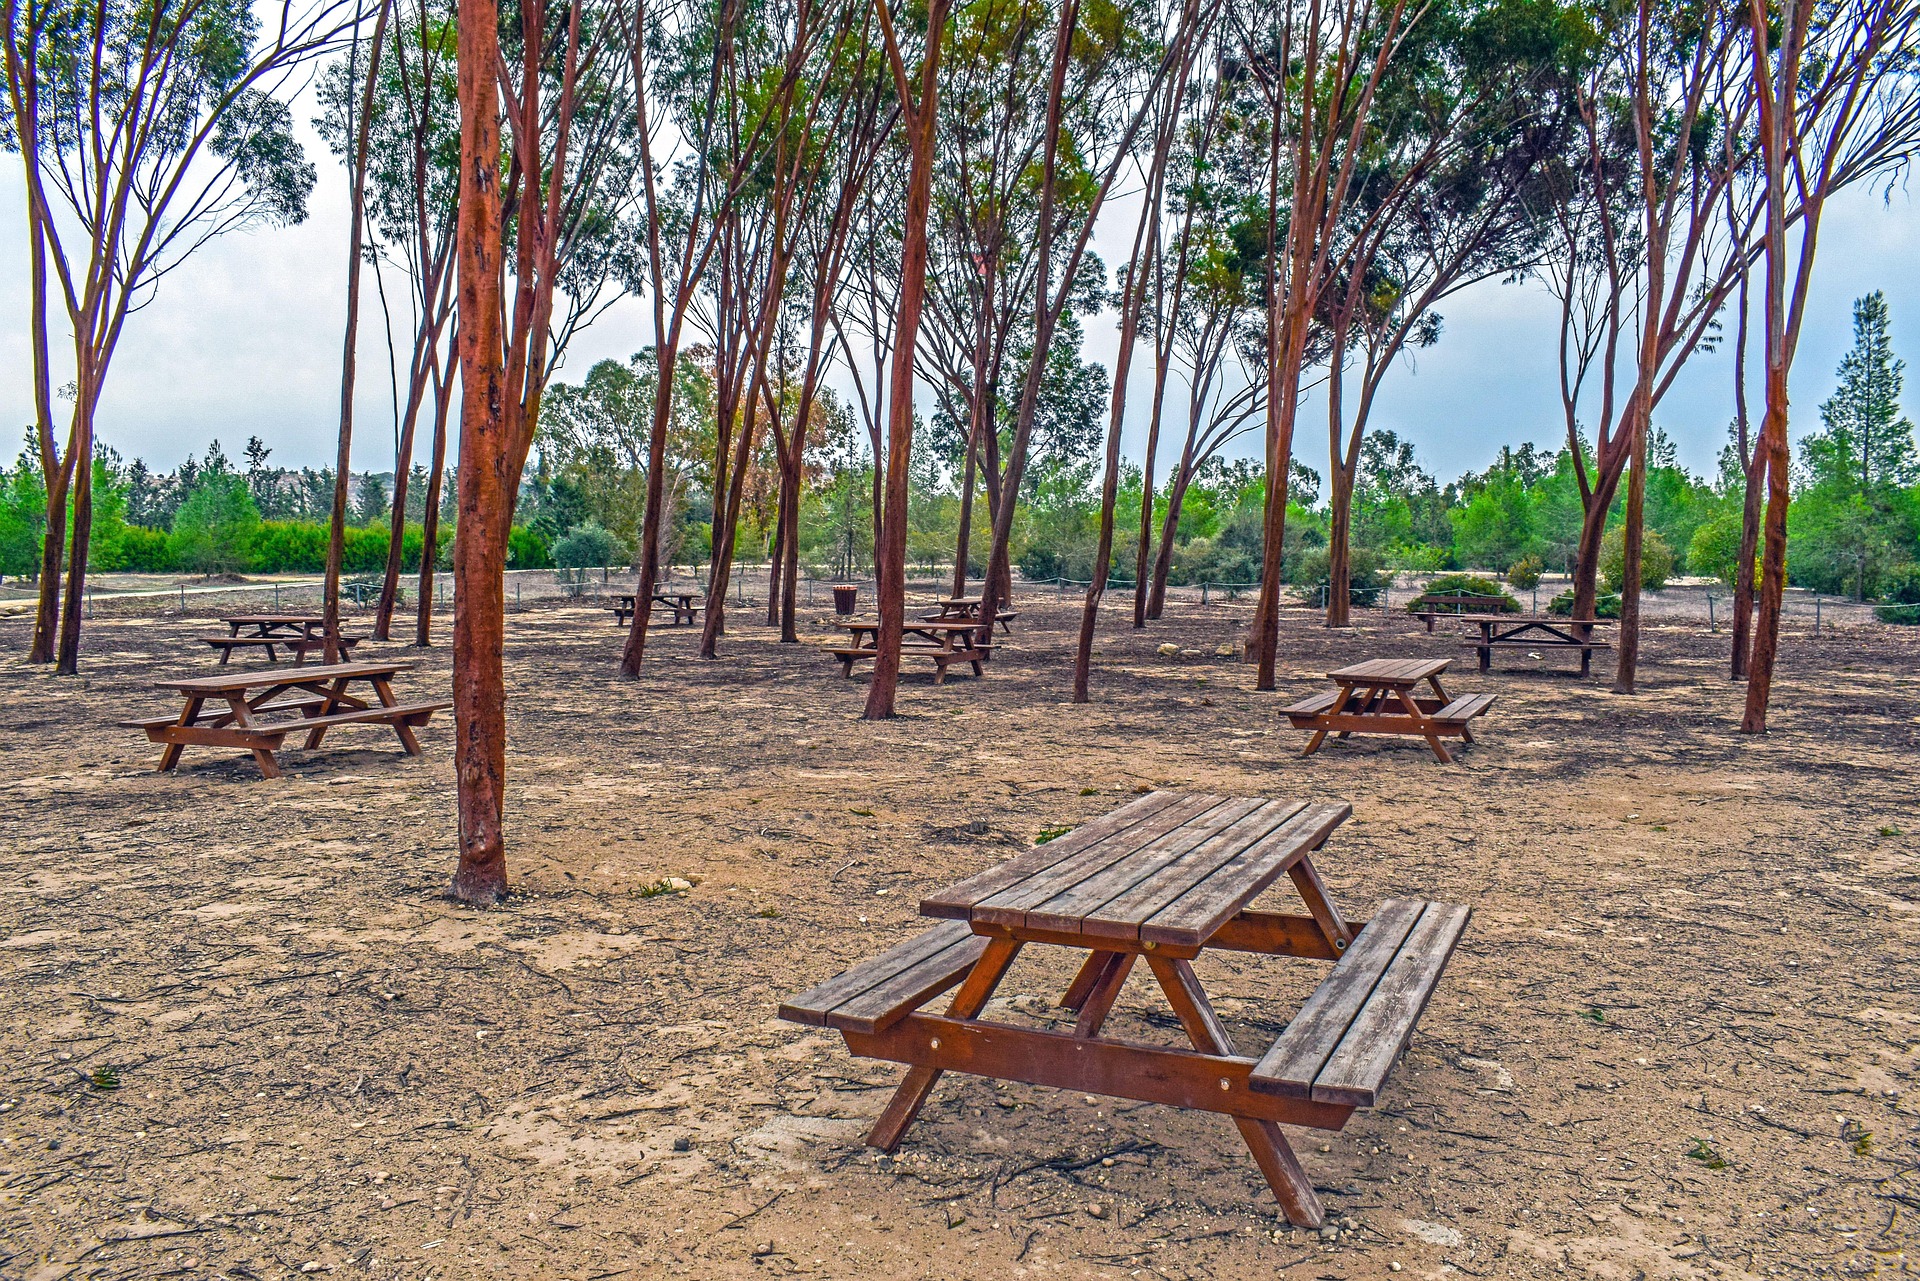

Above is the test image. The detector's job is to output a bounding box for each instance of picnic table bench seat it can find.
[778,921,989,1034]
[1432,692,1497,724]
[1249,898,1470,1106]
[826,640,993,684]
[118,694,329,729]
[199,634,361,664]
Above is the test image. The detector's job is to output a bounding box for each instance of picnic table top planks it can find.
[1325,656,1451,685]
[921,791,1353,949]
[157,660,414,694]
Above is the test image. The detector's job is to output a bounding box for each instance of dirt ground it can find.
[1,589,1915,1281]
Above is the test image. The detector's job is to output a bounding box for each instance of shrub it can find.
[507,525,552,569]
[1548,587,1622,618]
[249,521,328,573]
[117,525,175,572]
[1506,554,1544,590]
[1600,525,1674,592]
[1290,545,1388,605]
[553,519,628,569]
[170,474,260,575]
[1410,573,1517,613]
[1686,512,1751,587]
[1875,564,1920,624]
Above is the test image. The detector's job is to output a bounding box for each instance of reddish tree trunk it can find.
[1613,405,1649,692]
[325,4,390,664]
[415,372,452,646]
[448,0,509,904]
[864,0,950,720]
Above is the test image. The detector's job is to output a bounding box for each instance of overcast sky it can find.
[4,90,1917,489]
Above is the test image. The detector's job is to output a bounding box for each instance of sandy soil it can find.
[0,590,1915,1281]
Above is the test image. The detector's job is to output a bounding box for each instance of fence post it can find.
[179,584,185,611]
[1815,595,1821,636]
[1707,592,1716,631]
[515,577,521,608]
[1202,582,1209,606]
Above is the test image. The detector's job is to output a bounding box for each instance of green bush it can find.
[1600,525,1674,592]
[508,526,552,569]
[1506,554,1544,590]
[117,525,174,572]
[1290,545,1388,605]
[553,519,628,569]
[1687,513,1753,587]
[170,474,260,575]
[1548,587,1622,618]
[1410,573,1517,613]
[1875,564,1920,623]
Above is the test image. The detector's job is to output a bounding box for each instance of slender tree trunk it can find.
[25,206,69,664]
[1613,405,1648,691]
[1326,478,1352,628]
[325,5,390,664]
[448,0,509,904]
[864,0,949,720]
[53,401,93,675]
[377,340,435,639]
[1743,381,1790,731]
[1073,193,1158,702]
[416,364,453,646]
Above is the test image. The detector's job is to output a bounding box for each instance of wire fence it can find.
[4,563,1906,635]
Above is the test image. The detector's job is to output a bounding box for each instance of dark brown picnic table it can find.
[1459,613,1613,676]
[119,661,450,779]
[1282,657,1495,763]
[826,618,993,684]
[780,791,1470,1228]
[611,591,702,626]
[203,615,359,665]
[923,596,1017,633]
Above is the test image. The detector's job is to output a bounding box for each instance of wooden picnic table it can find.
[118,661,450,779]
[827,618,993,684]
[611,591,702,626]
[203,615,360,665]
[923,596,1017,634]
[1282,657,1494,763]
[780,790,1470,1228]
[1409,592,1511,632]
[1458,613,1613,677]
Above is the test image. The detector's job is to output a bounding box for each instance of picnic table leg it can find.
[866,938,1022,1152]
[1337,683,1387,740]
[158,696,206,771]
[1146,956,1324,1228]
[1389,685,1452,763]
[1058,950,1119,1012]
[224,693,283,779]
[1287,856,1353,951]
[1068,952,1135,1039]
[305,678,353,749]
[371,677,424,755]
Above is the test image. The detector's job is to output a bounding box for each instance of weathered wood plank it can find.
[1310,902,1470,1106]
[1246,899,1426,1097]
[918,791,1185,920]
[824,933,992,1034]
[1017,798,1293,935]
[777,921,978,1026]
[1131,803,1354,948]
[840,1013,1355,1130]
[960,793,1227,928]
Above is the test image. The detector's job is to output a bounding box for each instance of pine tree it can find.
[1807,292,1917,491]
